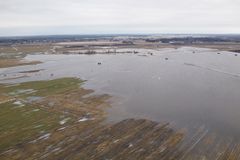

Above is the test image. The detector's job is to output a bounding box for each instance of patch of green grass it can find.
[0,78,82,152]
[0,102,63,151]
[1,78,84,98]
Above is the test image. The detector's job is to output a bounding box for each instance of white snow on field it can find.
[13,100,25,107]
[57,127,66,131]
[128,143,133,148]
[38,133,51,141]
[12,47,18,51]
[32,109,40,112]
[78,117,89,122]
[29,133,51,144]
[59,118,70,125]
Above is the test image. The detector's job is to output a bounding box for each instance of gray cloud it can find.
[0,0,240,36]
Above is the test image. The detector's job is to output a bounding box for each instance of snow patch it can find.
[32,109,40,112]
[29,133,51,144]
[57,127,66,131]
[13,100,25,107]
[78,117,89,122]
[128,143,133,148]
[38,133,51,140]
[59,118,70,125]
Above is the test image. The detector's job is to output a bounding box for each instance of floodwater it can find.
[1,47,240,138]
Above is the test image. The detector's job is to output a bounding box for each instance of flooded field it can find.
[1,47,240,159]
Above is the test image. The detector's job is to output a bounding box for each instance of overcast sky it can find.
[0,0,240,36]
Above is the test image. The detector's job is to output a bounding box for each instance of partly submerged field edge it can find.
[0,58,41,68]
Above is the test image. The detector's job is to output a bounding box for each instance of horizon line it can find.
[1,33,240,39]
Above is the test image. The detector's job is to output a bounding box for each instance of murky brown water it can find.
[1,47,240,138]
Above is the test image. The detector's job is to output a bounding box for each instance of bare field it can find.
[0,44,53,54]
